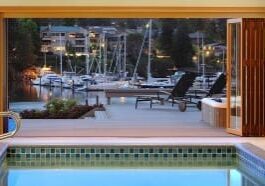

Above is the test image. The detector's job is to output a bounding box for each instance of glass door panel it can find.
[227,20,242,135]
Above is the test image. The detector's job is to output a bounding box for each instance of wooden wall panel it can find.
[242,19,265,136]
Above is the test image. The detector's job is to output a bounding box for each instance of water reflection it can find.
[9,81,104,112]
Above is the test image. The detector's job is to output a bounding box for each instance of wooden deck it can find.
[14,96,233,137]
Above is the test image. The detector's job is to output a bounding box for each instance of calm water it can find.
[7,169,243,186]
[3,157,265,186]
[9,81,104,112]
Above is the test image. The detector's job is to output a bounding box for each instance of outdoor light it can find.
[68,34,75,38]
[205,51,210,56]
[192,56,198,61]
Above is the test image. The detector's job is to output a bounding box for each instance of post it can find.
[72,80,75,93]
[96,95,99,106]
[39,76,42,86]
[44,52,47,67]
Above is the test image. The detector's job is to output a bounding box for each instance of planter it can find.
[20,104,104,119]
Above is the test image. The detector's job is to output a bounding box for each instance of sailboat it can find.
[131,19,174,89]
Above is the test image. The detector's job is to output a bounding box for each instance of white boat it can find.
[138,78,174,88]
[76,80,129,91]
[53,71,85,88]
[193,72,222,88]
[31,66,62,86]
[80,75,93,82]
[31,73,61,86]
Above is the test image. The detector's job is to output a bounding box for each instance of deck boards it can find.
[14,97,232,137]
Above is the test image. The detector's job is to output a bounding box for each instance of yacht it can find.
[31,67,61,86]
[53,72,85,88]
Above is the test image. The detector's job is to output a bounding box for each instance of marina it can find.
[8,18,227,134]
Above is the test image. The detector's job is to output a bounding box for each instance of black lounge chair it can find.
[179,73,226,111]
[135,72,197,109]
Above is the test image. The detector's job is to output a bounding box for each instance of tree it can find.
[171,26,194,68]
[157,20,174,56]
[13,19,40,71]
[151,58,175,77]
[204,19,226,43]
[63,19,77,26]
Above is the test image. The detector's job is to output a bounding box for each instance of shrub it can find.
[45,98,77,114]
[20,102,103,119]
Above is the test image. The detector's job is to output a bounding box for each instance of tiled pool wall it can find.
[6,145,237,159]
[236,144,265,178]
[2,144,265,177]
[6,145,237,168]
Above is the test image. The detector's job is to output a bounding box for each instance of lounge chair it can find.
[135,72,197,109]
[179,73,226,111]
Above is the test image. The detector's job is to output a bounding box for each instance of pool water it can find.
[2,157,265,186]
[8,169,242,186]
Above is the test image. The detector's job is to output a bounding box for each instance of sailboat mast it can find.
[123,33,127,78]
[147,19,152,83]
[59,33,63,75]
[103,32,107,76]
[85,29,90,75]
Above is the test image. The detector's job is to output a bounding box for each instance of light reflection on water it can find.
[9,81,104,112]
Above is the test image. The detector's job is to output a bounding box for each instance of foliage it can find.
[204,19,226,43]
[21,103,104,119]
[63,19,78,26]
[8,19,40,72]
[151,58,175,77]
[45,98,77,114]
[157,20,174,56]
[171,26,194,68]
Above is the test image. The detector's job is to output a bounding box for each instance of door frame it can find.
[0,6,264,135]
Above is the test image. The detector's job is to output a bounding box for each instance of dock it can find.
[105,88,171,105]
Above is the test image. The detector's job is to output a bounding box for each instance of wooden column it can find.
[0,14,6,134]
[242,19,265,136]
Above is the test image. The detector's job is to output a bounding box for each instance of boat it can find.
[52,71,85,88]
[137,78,174,88]
[31,67,61,86]
[130,19,176,89]
[193,72,223,89]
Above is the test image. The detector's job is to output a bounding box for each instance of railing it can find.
[0,111,21,140]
